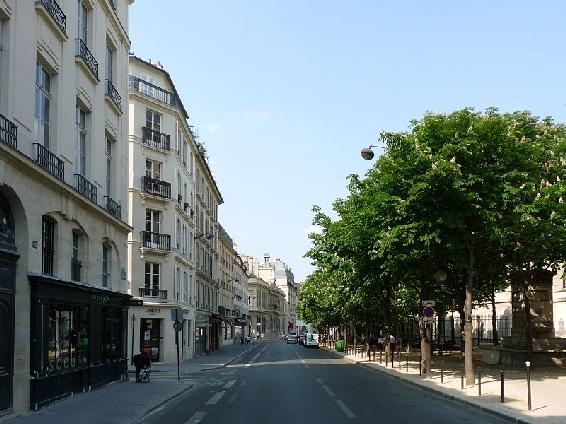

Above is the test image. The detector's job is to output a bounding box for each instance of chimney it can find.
[264,253,270,264]
[147,58,152,64]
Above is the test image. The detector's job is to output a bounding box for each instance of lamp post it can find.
[130,313,136,364]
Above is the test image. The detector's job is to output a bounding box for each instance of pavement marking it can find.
[185,411,206,424]
[322,384,335,397]
[223,379,237,389]
[205,391,226,405]
[335,400,357,418]
[228,393,239,403]
[293,349,310,368]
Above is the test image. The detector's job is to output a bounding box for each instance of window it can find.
[78,0,88,43]
[183,272,188,303]
[145,262,160,293]
[105,138,113,196]
[102,244,111,287]
[47,305,89,372]
[138,72,155,97]
[145,159,161,180]
[176,267,180,301]
[35,64,51,147]
[146,109,161,133]
[71,232,81,282]
[42,215,56,276]
[75,105,87,175]
[0,20,5,104]
[145,209,161,233]
[189,274,193,304]
[106,44,113,83]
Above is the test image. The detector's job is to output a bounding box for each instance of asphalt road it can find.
[142,341,509,424]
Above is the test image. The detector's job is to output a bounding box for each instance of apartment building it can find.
[0,0,133,414]
[127,55,222,362]
[218,224,236,346]
[233,253,250,340]
[247,276,286,339]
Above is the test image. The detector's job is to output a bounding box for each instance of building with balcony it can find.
[127,55,223,362]
[247,277,286,340]
[0,0,133,415]
[218,225,236,346]
[244,254,298,334]
[233,254,250,340]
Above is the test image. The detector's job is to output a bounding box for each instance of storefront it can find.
[195,310,208,356]
[140,318,161,362]
[29,275,130,409]
[210,314,222,352]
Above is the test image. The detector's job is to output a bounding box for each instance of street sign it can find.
[422,300,436,307]
[173,320,182,332]
[170,308,183,322]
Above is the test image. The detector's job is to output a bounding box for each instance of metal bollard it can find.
[478,366,482,396]
[380,349,382,364]
[526,361,532,411]
[441,359,444,384]
[419,355,422,376]
[386,351,389,367]
[373,347,376,362]
[499,371,505,403]
[406,352,409,372]
[391,350,394,368]
[461,364,464,390]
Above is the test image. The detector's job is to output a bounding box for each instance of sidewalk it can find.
[7,342,257,424]
[326,345,566,424]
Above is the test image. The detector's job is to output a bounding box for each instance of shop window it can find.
[46,305,88,373]
[103,308,120,361]
[42,215,56,276]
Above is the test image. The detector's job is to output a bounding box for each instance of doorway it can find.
[140,318,161,362]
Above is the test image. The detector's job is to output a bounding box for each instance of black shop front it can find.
[29,275,131,409]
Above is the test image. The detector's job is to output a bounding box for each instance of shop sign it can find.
[126,299,143,307]
[196,311,209,324]
[147,308,161,315]
[91,294,110,304]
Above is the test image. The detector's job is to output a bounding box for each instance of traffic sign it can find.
[173,320,182,332]
[422,300,436,307]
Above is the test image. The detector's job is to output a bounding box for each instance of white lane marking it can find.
[322,384,335,397]
[228,393,238,403]
[185,411,206,424]
[293,349,310,368]
[316,378,323,384]
[245,363,251,367]
[223,379,237,389]
[245,343,269,367]
[335,399,357,418]
[205,391,226,405]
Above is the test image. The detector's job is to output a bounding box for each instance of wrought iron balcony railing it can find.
[37,0,67,35]
[33,143,64,181]
[141,175,171,198]
[141,231,171,251]
[104,196,121,220]
[139,287,167,299]
[106,79,121,111]
[129,75,180,109]
[0,114,17,149]
[108,0,117,11]
[74,173,97,203]
[142,126,170,150]
[71,257,82,282]
[76,38,99,80]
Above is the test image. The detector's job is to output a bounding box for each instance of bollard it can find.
[406,352,409,372]
[373,347,376,362]
[380,349,382,364]
[419,355,422,376]
[526,361,532,411]
[391,350,394,368]
[478,366,482,396]
[461,364,464,390]
[499,371,505,403]
[386,351,389,367]
[441,359,444,384]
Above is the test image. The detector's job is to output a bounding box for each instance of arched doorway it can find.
[0,192,16,411]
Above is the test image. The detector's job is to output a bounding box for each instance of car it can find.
[304,333,319,348]
[297,334,306,345]
[286,334,297,344]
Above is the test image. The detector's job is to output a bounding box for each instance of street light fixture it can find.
[194,231,213,241]
[360,144,385,160]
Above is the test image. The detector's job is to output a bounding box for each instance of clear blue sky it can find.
[130,1,566,282]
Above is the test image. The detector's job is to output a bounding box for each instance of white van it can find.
[305,333,319,348]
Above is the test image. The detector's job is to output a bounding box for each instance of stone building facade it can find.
[0,0,133,415]
[127,55,222,362]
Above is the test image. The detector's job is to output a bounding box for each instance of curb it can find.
[136,383,194,423]
[323,348,533,424]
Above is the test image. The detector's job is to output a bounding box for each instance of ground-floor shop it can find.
[128,304,194,363]
[29,275,131,409]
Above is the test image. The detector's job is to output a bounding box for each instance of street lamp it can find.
[360,144,385,160]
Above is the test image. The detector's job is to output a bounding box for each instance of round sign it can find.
[423,306,435,318]
[173,321,182,332]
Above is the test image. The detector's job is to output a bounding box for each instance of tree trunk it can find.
[524,268,533,360]
[464,247,475,386]
[491,286,499,346]
[420,319,432,378]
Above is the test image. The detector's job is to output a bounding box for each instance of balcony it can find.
[71,258,82,282]
[0,114,17,149]
[142,127,170,151]
[33,143,64,181]
[76,38,99,80]
[36,0,67,36]
[104,196,121,220]
[106,79,121,112]
[141,231,171,251]
[141,176,171,198]
[139,287,167,299]
[74,174,97,203]
[129,75,181,109]
[108,0,117,10]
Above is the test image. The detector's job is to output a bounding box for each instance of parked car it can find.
[286,334,297,344]
[304,333,319,348]
[297,334,306,345]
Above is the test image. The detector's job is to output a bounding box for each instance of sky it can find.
[129,1,566,283]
